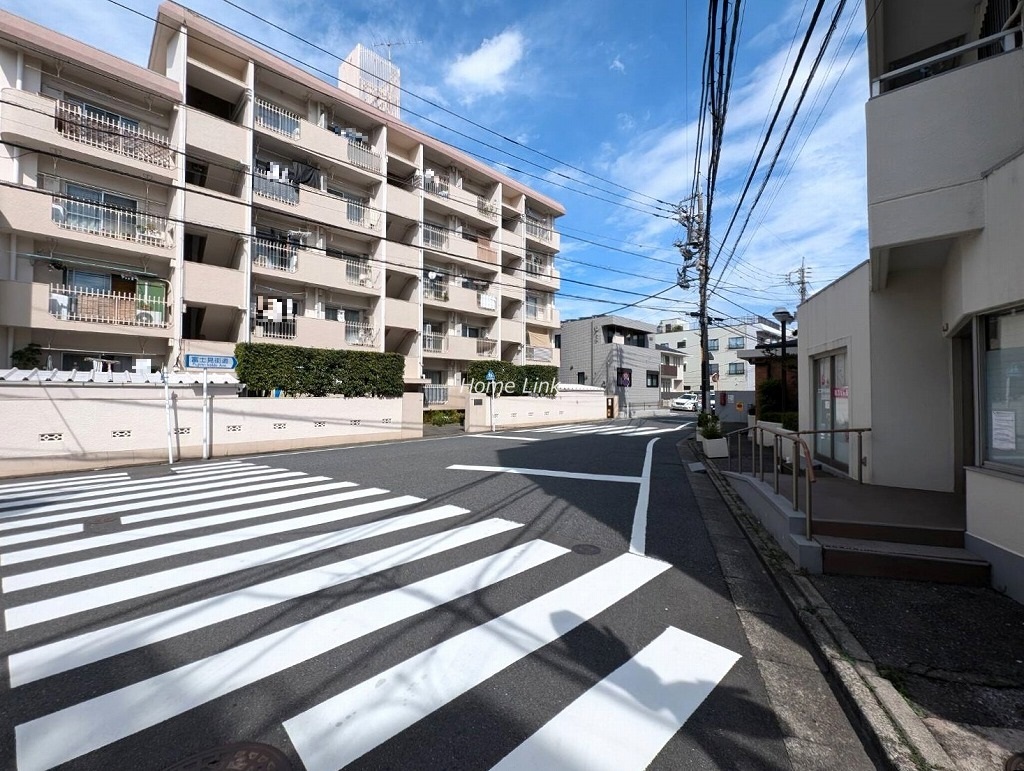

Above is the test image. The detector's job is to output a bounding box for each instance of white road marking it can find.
[170,460,250,473]
[511,423,681,437]
[9,514,508,684]
[0,468,129,493]
[448,464,642,484]
[14,540,568,771]
[629,438,658,556]
[490,627,741,771]
[0,466,298,515]
[468,434,540,442]
[0,472,317,532]
[2,490,410,593]
[0,525,83,548]
[283,552,670,771]
[1,481,359,568]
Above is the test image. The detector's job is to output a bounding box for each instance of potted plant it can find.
[700,412,729,458]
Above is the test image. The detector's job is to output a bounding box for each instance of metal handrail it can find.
[791,427,872,483]
[722,424,816,539]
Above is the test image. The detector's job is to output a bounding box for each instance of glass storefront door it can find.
[814,351,850,471]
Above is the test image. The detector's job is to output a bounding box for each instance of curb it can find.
[695,442,955,771]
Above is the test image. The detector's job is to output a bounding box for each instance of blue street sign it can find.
[184,354,237,369]
[485,370,496,382]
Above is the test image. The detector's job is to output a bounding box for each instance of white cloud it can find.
[610,56,625,73]
[445,29,524,98]
[617,113,636,132]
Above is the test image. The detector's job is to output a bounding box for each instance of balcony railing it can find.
[343,259,377,288]
[872,27,1023,95]
[49,284,168,327]
[477,293,497,311]
[252,237,298,272]
[424,283,449,302]
[344,321,376,347]
[55,102,173,168]
[525,219,552,241]
[342,199,381,231]
[525,345,553,362]
[422,175,451,198]
[253,172,299,205]
[476,197,500,221]
[423,223,449,250]
[255,98,301,138]
[253,319,297,339]
[51,194,171,247]
[525,304,553,322]
[526,255,551,278]
[346,140,382,173]
[476,338,498,357]
[423,333,447,353]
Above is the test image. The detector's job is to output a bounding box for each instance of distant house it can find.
[558,315,659,410]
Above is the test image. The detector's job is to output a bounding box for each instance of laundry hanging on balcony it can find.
[290,161,322,187]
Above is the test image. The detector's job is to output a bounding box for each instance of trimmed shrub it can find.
[235,343,404,397]
[760,411,799,431]
[465,361,558,396]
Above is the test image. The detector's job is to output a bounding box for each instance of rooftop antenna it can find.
[372,39,421,61]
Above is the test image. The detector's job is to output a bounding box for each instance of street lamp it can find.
[773,307,794,413]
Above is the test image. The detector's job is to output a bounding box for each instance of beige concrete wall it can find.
[464,391,607,432]
[966,469,1024,558]
[0,385,420,477]
[869,266,955,490]
[942,152,1024,330]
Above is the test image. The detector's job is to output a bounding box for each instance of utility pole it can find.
[787,257,811,304]
[675,192,712,414]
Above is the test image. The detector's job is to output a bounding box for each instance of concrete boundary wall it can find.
[0,384,422,477]
[464,391,608,433]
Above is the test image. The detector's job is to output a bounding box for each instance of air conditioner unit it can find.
[136,308,165,326]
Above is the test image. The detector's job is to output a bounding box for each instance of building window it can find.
[727,362,745,375]
[707,339,719,351]
[646,370,658,388]
[577,371,586,385]
[616,368,632,388]
[983,307,1024,471]
[554,334,561,349]
[728,336,744,349]
[676,340,686,348]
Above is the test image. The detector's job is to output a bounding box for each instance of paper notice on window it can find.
[992,410,1017,451]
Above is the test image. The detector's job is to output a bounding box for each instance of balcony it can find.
[661,364,678,377]
[252,316,378,349]
[423,282,450,305]
[253,174,381,237]
[420,173,499,228]
[525,345,554,363]
[47,284,169,328]
[253,172,300,206]
[422,333,448,353]
[525,256,560,290]
[421,335,496,360]
[0,89,175,182]
[525,304,559,327]
[252,238,379,294]
[524,219,561,251]
[253,98,383,180]
[476,338,498,357]
[866,37,1024,253]
[253,237,298,273]
[50,194,172,249]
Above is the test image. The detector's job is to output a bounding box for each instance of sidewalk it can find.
[691,438,1024,770]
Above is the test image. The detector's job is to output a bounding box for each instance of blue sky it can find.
[1,0,870,326]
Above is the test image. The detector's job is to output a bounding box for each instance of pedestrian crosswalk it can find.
[0,459,738,770]
[512,421,689,437]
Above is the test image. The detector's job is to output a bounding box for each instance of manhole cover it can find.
[161,742,291,771]
[1006,752,1024,771]
[572,544,601,555]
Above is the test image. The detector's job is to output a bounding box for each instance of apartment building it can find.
[798,3,1024,600]
[655,315,782,395]
[558,315,660,409]
[0,3,562,385]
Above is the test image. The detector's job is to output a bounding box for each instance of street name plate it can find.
[184,354,237,369]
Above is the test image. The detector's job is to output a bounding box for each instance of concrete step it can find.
[817,535,990,586]
[812,520,964,548]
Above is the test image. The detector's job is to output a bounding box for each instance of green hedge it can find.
[235,343,404,397]
[760,411,799,431]
[465,361,558,396]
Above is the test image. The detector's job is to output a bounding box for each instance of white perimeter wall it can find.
[464,390,608,433]
[0,385,422,477]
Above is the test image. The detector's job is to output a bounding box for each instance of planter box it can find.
[703,437,728,458]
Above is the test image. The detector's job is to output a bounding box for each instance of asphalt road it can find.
[0,414,868,770]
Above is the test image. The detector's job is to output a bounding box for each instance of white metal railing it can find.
[51,194,171,247]
[422,175,451,198]
[253,172,299,205]
[423,333,447,353]
[526,254,551,278]
[423,384,449,405]
[476,196,499,220]
[342,199,381,231]
[525,304,552,321]
[525,219,552,241]
[49,284,168,327]
[477,293,497,311]
[424,283,449,302]
[345,321,376,347]
[423,223,449,250]
[872,26,1023,95]
[253,319,297,339]
[346,139,382,173]
[55,101,173,168]
[255,98,301,138]
[252,237,298,272]
[343,259,377,288]
[525,345,553,362]
[476,338,498,356]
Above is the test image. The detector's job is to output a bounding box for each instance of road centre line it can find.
[447,465,642,484]
[629,439,658,556]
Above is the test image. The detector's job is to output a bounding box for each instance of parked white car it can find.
[670,394,700,411]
